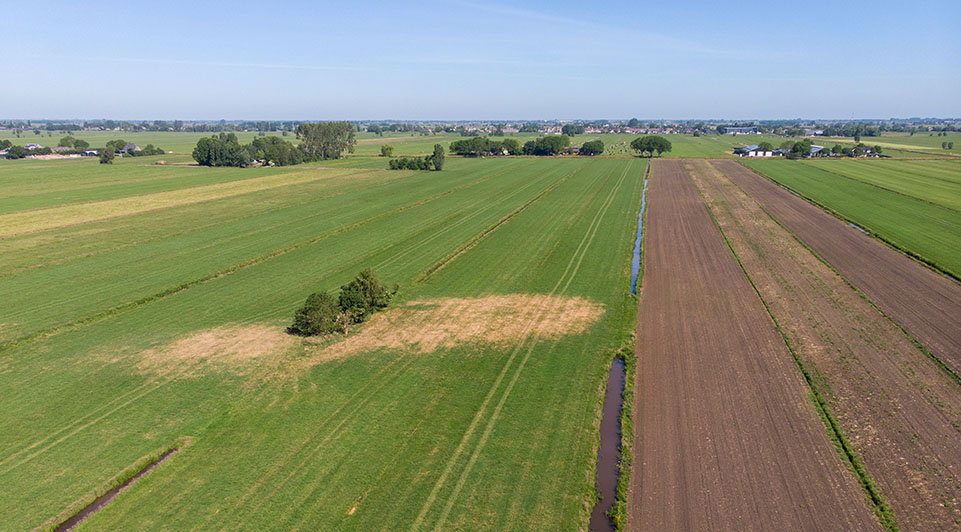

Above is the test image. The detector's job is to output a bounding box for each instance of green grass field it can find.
[800,159,961,212]
[0,156,643,530]
[742,159,961,279]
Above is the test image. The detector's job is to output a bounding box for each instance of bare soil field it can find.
[628,159,879,530]
[715,160,961,376]
[689,159,961,530]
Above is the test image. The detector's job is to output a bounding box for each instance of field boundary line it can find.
[692,161,898,531]
[35,436,190,532]
[416,162,587,282]
[0,170,354,240]
[798,161,961,215]
[737,160,961,284]
[0,165,522,356]
[723,162,961,387]
[0,168,405,278]
[430,161,632,531]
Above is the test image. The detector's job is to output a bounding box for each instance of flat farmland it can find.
[628,159,879,530]
[721,160,961,380]
[0,157,643,530]
[800,159,961,212]
[743,159,961,279]
[689,159,961,530]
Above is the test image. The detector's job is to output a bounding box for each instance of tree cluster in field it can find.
[57,136,90,152]
[579,139,605,156]
[826,143,883,157]
[523,135,571,155]
[1,142,52,159]
[630,135,672,157]
[387,144,445,171]
[561,124,586,136]
[942,141,955,150]
[192,122,356,167]
[289,270,397,336]
[449,137,523,157]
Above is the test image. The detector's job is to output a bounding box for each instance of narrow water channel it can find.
[630,177,649,295]
[589,357,626,532]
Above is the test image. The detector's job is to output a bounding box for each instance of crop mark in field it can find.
[0,171,338,240]
[317,295,603,361]
[414,160,633,530]
[0,168,392,278]
[132,323,297,378]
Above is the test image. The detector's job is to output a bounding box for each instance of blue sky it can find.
[4,0,959,120]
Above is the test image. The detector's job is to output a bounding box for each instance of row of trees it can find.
[449,137,523,157]
[289,270,396,336]
[387,145,445,171]
[192,122,356,167]
[523,135,571,155]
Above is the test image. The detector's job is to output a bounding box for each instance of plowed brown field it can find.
[628,159,879,531]
[689,159,961,530]
[714,160,961,375]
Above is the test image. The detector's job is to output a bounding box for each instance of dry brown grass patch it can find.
[136,323,296,378]
[315,294,604,362]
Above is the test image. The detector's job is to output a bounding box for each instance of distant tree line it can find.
[191,122,356,167]
[289,270,396,336]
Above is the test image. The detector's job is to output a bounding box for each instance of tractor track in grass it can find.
[0,161,547,474]
[689,159,961,530]
[719,160,961,379]
[627,159,880,531]
[413,160,634,531]
[0,161,536,356]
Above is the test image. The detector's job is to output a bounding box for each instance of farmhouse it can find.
[726,126,758,135]
[24,143,43,149]
[733,145,772,157]
[121,143,140,154]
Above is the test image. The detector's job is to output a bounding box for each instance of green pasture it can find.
[0,156,644,530]
[817,132,961,156]
[743,159,961,279]
[801,159,961,212]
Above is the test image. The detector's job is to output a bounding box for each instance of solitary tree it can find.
[949,142,955,150]
[580,139,605,156]
[757,141,774,152]
[99,146,115,164]
[431,143,445,170]
[380,144,394,157]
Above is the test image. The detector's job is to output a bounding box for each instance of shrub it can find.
[289,291,341,336]
[339,269,394,322]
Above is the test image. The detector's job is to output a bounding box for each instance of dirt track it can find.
[628,159,879,531]
[714,160,961,376]
[690,159,961,530]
